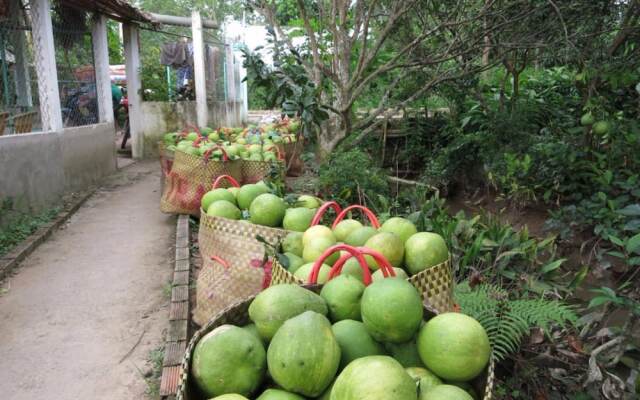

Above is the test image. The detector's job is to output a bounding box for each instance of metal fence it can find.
[0,0,42,135]
[51,2,99,128]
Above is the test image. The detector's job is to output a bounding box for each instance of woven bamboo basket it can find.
[240,146,286,184]
[195,196,290,325]
[176,287,495,400]
[160,148,242,216]
[158,142,175,193]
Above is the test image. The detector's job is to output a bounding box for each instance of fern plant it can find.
[454,282,578,362]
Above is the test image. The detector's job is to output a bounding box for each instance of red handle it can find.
[212,174,241,189]
[328,247,396,282]
[308,244,372,285]
[211,255,230,269]
[311,201,343,226]
[331,205,381,229]
[203,145,230,162]
[327,253,374,285]
[263,144,285,161]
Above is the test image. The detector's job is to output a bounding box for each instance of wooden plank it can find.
[174,258,190,272]
[171,285,189,302]
[167,320,188,342]
[159,365,181,397]
[169,301,189,321]
[163,340,187,367]
[175,246,189,262]
[172,270,189,286]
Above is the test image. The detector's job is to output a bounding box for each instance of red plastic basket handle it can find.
[327,252,374,286]
[310,201,343,226]
[212,174,241,189]
[308,244,371,285]
[202,145,230,162]
[211,255,230,269]
[328,247,396,281]
[331,205,381,229]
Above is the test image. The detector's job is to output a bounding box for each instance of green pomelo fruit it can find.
[202,188,236,211]
[283,252,304,273]
[417,313,490,381]
[256,388,305,400]
[380,217,418,243]
[210,395,249,400]
[330,356,415,400]
[317,381,334,400]
[293,262,331,284]
[282,232,304,257]
[206,200,241,220]
[363,232,405,269]
[303,237,339,265]
[297,194,321,209]
[341,257,365,282]
[404,232,449,275]
[333,220,364,242]
[267,311,341,397]
[332,320,386,370]
[580,112,595,126]
[372,267,409,281]
[302,225,336,247]
[186,132,199,141]
[320,275,366,321]
[248,284,328,341]
[250,194,287,227]
[283,207,315,232]
[237,184,269,210]
[420,385,473,400]
[241,323,263,344]
[384,337,425,368]
[228,187,240,198]
[361,278,422,343]
[593,120,610,135]
[407,368,442,396]
[344,226,377,247]
[448,382,478,400]
[192,325,266,397]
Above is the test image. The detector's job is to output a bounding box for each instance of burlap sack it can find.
[160,149,242,216]
[194,213,289,325]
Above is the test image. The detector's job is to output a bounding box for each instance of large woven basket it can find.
[158,142,175,193]
[241,159,285,184]
[176,290,495,400]
[194,212,289,326]
[160,149,242,216]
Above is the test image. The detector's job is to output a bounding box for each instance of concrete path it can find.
[0,161,174,400]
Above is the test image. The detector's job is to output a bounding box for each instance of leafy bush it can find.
[318,149,389,207]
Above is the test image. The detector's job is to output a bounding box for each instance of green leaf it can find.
[626,233,640,254]
[617,204,640,216]
[608,235,625,247]
[541,258,567,274]
[588,296,611,308]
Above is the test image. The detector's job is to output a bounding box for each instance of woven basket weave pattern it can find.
[195,214,288,326]
[241,160,285,184]
[160,150,242,216]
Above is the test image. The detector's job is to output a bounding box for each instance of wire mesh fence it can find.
[0,0,42,135]
[51,1,99,128]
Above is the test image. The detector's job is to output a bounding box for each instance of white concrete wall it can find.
[139,101,244,158]
[0,123,117,211]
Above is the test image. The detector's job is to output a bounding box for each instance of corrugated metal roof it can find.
[58,0,152,23]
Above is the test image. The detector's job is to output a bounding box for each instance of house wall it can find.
[139,100,244,158]
[0,122,117,211]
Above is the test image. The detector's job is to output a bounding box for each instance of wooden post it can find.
[92,14,114,124]
[30,0,63,132]
[192,11,208,129]
[123,23,142,158]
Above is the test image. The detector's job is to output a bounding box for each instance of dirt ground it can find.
[0,161,174,400]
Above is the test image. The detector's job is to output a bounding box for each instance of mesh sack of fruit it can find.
[160,142,242,216]
[177,268,495,400]
[271,204,455,313]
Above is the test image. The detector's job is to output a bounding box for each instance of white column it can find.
[191,11,208,128]
[10,0,32,107]
[92,14,114,123]
[123,23,142,158]
[30,0,63,132]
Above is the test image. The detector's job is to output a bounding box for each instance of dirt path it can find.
[0,161,174,400]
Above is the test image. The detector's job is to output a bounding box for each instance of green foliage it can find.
[0,199,61,258]
[455,282,578,362]
[408,195,568,294]
[318,149,389,207]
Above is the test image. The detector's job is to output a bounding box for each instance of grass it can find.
[144,346,165,397]
[0,199,61,258]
